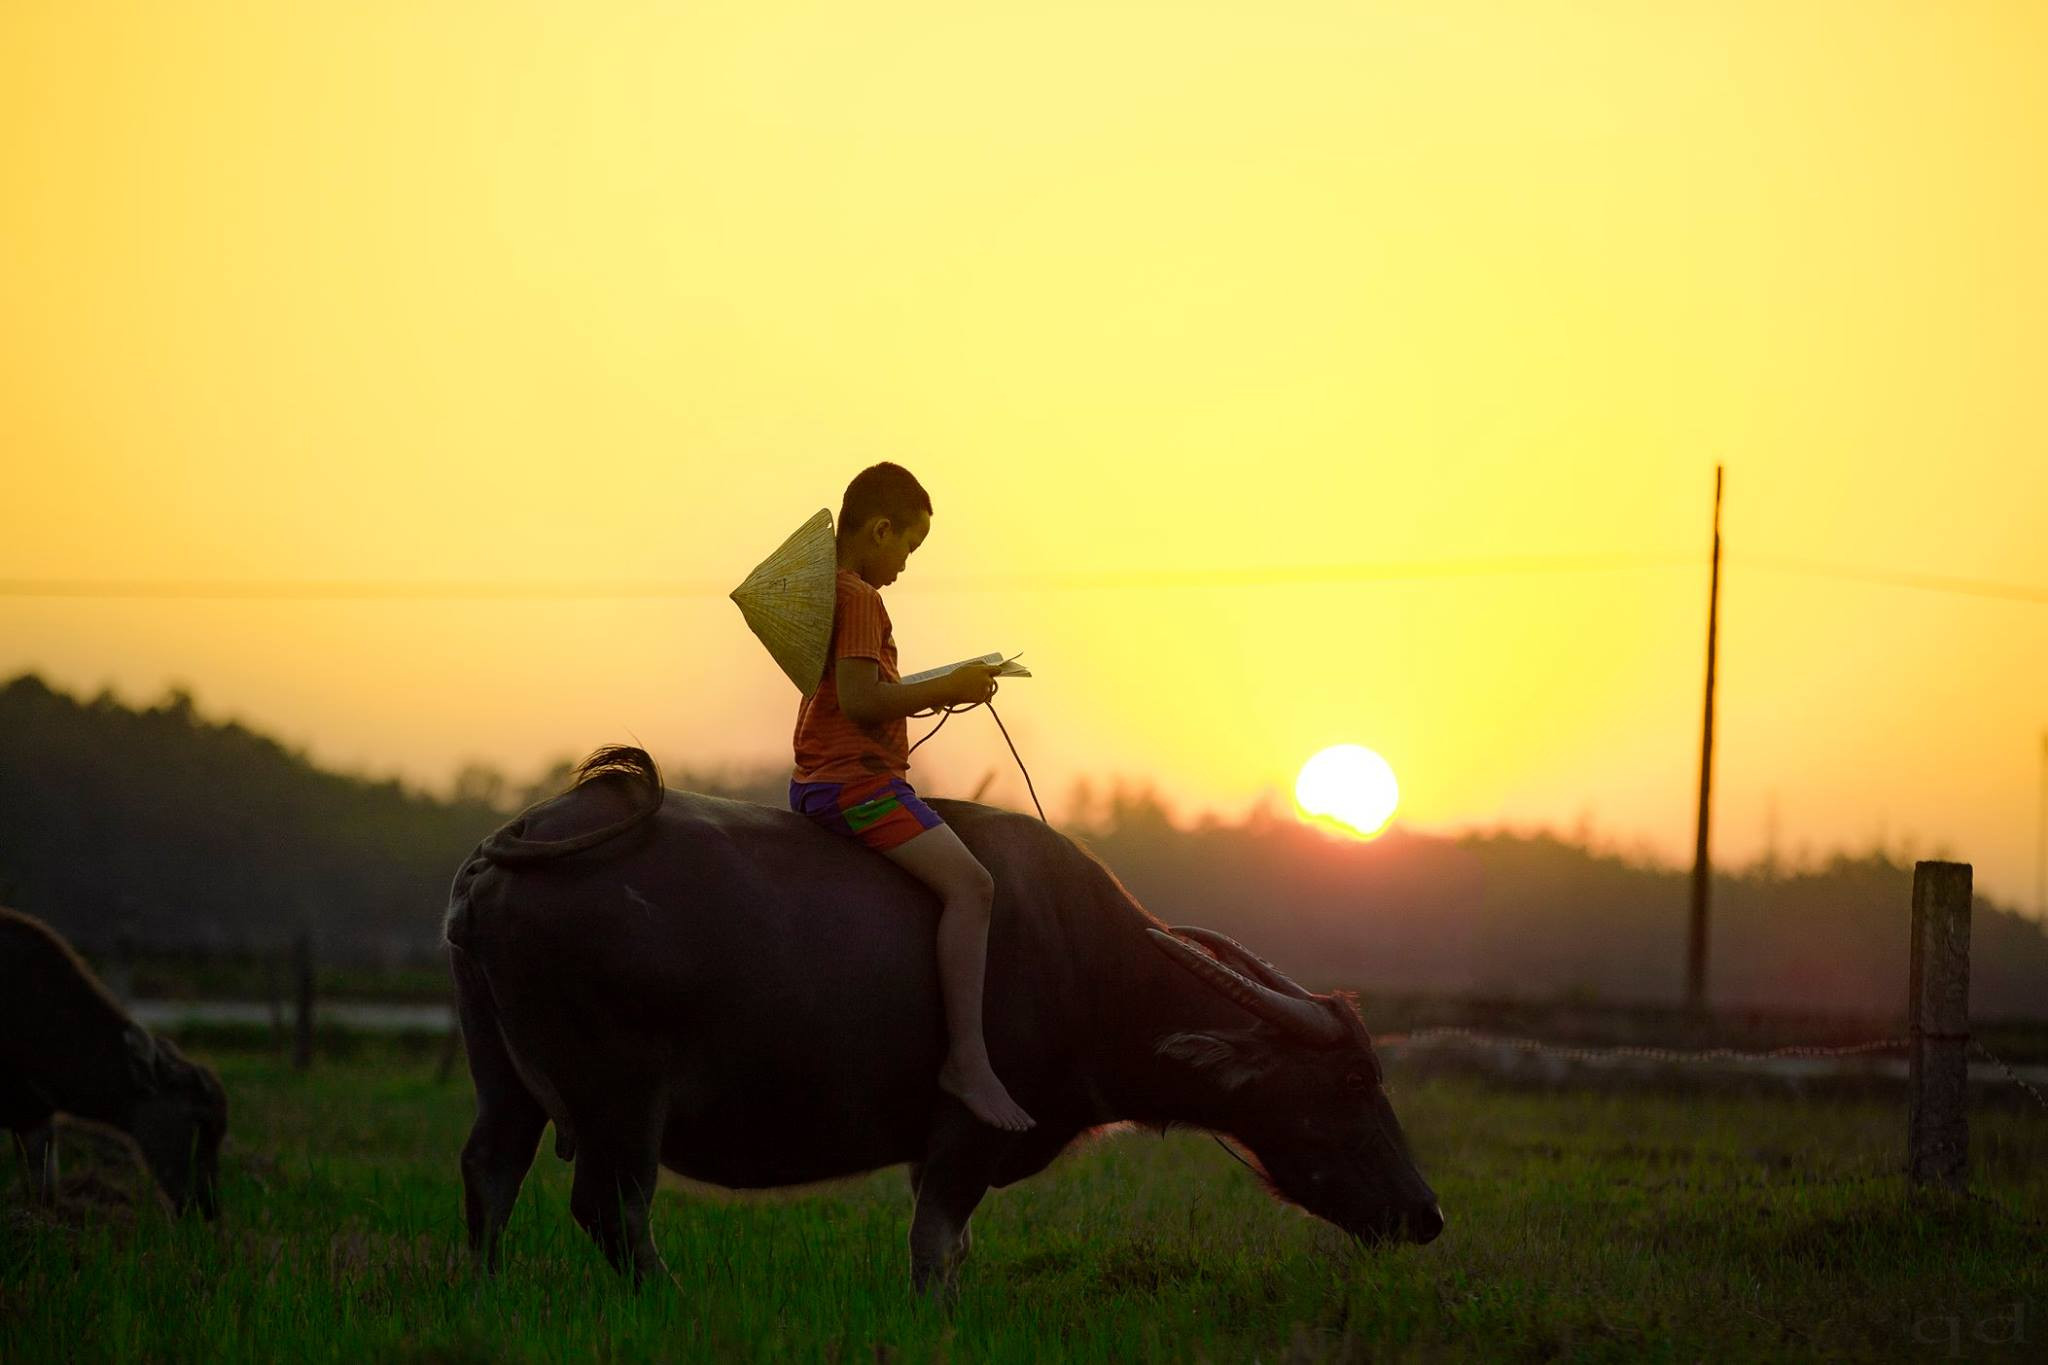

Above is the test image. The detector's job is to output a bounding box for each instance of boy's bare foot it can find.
[938,1056,1036,1131]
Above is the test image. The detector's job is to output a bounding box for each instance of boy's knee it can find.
[947,868,995,910]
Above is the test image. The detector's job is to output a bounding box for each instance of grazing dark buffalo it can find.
[0,906,227,1218]
[446,746,1441,1295]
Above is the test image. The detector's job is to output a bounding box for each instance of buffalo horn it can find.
[1169,925,1318,1001]
[1144,928,1343,1044]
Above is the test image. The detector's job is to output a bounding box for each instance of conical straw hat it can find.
[730,508,837,694]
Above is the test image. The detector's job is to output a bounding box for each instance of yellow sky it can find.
[5,1,2045,909]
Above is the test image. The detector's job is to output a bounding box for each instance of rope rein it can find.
[908,677,1047,822]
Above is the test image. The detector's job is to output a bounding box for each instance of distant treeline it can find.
[3,671,2044,1017]
[1072,800,2048,1019]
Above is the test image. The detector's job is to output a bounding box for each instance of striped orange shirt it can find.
[791,569,909,783]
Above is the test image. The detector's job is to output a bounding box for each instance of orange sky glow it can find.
[4,1,2045,910]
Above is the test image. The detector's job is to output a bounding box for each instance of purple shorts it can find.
[789,773,945,852]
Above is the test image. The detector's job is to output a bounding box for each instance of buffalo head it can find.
[1147,926,1443,1247]
[125,1028,228,1219]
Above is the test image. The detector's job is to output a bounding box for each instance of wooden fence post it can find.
[292,930,316,1072]
[1908,860,1971,1190]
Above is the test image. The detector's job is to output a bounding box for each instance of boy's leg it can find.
[881,824,1036,1132]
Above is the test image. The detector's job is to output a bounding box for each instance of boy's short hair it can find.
[838,462,932,546]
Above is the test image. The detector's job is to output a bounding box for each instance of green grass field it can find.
[4,1044,2043,1363]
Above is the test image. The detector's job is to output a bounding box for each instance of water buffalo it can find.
[446,746,1441,1295]
[0,906,227,1218]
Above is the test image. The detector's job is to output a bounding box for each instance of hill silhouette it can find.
[1069,785,2048,1018]
[3,670,2043,1017]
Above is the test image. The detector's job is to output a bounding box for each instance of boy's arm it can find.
[836,658,995,723]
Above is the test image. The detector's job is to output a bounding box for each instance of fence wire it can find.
[1970,1038,2048,1114]
[1379,1027,2048,1109]
[1370,1025,2048,1231]
[1374,1026,1915,1065]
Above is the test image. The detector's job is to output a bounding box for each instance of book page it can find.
[899,652,1031,687]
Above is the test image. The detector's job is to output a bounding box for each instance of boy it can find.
[787,463,1036,1132]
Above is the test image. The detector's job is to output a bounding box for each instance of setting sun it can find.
[1293,744,1400,840]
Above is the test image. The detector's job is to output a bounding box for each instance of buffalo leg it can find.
[909,1109,1009,1300]
[904,1160,973,1280]
[461,1086,546,1272]
[9,1119,57,1205]
[453,951,547,1272]
[569,1144,667,1284]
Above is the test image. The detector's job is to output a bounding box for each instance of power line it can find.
[1736,555,2048,606]
[0,554,1689,600]
[0,577,735,601]
[911,552,1700,591]
[0,552,2043,603]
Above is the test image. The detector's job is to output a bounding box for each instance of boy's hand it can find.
[942,663,1001,706]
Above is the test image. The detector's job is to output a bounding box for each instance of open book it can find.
[898,651,1032,687]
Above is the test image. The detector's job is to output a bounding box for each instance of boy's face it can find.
[863,508,929,587]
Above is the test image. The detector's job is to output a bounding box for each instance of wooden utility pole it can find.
[1685,465,1723,1013]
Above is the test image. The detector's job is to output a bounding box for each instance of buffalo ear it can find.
[124,1026,164,1092]
[1156,1031,1268,1091]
